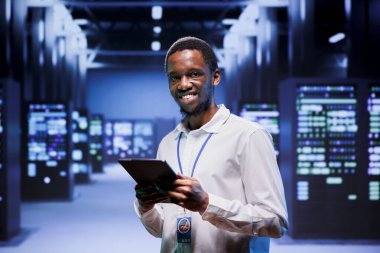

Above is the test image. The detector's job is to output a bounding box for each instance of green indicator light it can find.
[300,98,357,104]
[326,177,343,184]
[369,181,380,186]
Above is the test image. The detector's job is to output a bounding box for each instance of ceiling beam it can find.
[62,0,255,8]
[88,49,166,56]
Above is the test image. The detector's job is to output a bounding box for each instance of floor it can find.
[1,164,379,253]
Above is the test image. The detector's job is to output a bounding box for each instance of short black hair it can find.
[164,36,218,73]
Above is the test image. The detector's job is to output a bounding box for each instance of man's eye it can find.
[190,72,200,78]
[169,75,180,82]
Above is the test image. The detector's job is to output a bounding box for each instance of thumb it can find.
[177,173,192,180]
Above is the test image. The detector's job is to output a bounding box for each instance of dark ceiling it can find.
[66,0,245,51]
[61,0,347,69]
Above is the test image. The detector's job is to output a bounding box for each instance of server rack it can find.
[0,80,21,240]
[105,120,134,162]
[239,103,280,157]
[133,120,155,158]
[89,114,104,173]
[71,109,90,183]
[279,78,380,239]
[22,102,73,200]
[105,119,156,161]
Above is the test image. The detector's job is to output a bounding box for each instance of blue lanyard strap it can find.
[177,132,213,177]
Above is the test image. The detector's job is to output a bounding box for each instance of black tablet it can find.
[118,159,178,184]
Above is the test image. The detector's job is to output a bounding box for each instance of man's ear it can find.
[212,69,221,87]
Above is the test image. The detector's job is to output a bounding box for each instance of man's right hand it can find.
[135,183,169,212]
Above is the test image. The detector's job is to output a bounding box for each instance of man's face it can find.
[166,49,218,116]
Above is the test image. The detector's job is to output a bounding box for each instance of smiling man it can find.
[134,37,288,253]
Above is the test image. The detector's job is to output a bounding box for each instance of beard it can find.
[180,95,211,119]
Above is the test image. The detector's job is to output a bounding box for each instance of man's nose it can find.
[178,75,192,90]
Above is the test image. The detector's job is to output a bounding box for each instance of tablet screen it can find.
[118,159,177,184]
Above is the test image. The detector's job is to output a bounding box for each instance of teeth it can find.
[182,94,194,99]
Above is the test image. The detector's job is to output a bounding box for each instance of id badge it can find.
[177,209,191,244]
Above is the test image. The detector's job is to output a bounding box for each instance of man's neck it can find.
[186,104,219,130]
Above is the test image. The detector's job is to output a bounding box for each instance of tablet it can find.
[118,159,178,184]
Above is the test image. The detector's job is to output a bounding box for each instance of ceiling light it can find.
[153,26,162,34]
[38,20,44,43]
[345,0,351,18]
[258,0,289,7]
[151,41,161,51]
[300,0,306,22]
[328,33,345,44]
[74,19,89,26]
[152,6,162,20]
[222,19,238,25]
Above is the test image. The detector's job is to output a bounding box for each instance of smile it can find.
[181,94,195,99]
[178,92,197,100]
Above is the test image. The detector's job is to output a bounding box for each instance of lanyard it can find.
[177,132,213,177]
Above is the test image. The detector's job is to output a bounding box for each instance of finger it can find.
[145,195,169,203]
[177,174,192,180]
[172,185,191,194]
[170,198,185,207]
[177,201,185,207]
[136,188,166,199]
[136,189,147,195]
[166,190,187,201]
[172,179,193,186]
[138,193,168,203]
[136,188,161,197]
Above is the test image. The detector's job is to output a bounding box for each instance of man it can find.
[134,36,288,252]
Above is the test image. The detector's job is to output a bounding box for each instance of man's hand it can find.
[166,174,209,213]
[135,183,169,213]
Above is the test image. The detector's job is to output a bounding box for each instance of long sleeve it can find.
[132,143,168,238]
[134,200,164,238]
[201,129,288,238]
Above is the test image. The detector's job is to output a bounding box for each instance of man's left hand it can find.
[165,174,209,213]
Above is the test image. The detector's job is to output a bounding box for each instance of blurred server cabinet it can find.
[279,78,380,239]
[22,102,73,200]
[366,82,380,236]
[239,103,280,157]
[105,120,133,162]
[89,114,104,173]
[104,120,155,161]
[0,80,21,240]
[71,109,90,183]
[133,120,155,158]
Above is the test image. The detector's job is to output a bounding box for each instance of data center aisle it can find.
[1,164,161,253]
[1,164,379,253]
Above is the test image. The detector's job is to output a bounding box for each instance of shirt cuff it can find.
[134,199,156,218]
[200,193,227,220]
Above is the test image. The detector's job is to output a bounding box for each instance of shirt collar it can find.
[174,104,230,139]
